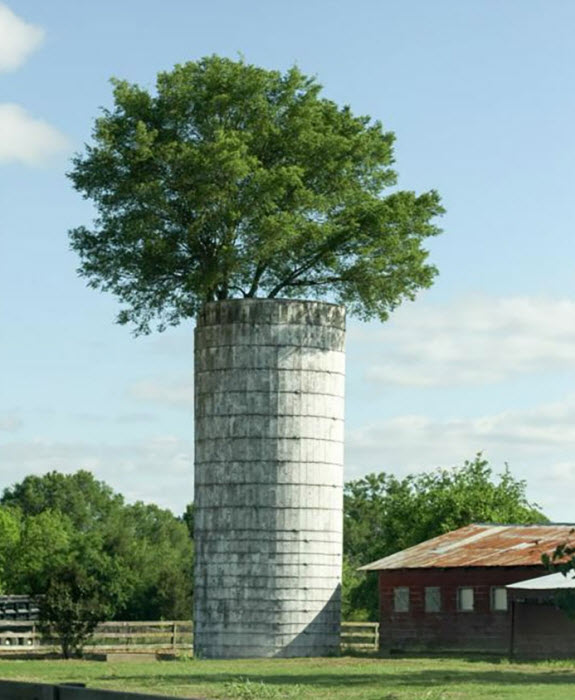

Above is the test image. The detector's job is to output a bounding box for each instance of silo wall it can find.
[193,298,344,658]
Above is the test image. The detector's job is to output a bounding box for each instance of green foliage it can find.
[343,455,547,619]
[0,471,193,623]
[341,557,370,621]
[7,509,74,593]
[1,470,124,530]
[113,502,193,620]
[542,536,575,618]
[0,508,20,593]
[181,502,194,539]
[39,559,118,658]
[68,55,443,334]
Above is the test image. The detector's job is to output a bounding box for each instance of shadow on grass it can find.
[98,666,575,691]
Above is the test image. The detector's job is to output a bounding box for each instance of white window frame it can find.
[393,586,410,613]
[457,586,475,612]
[491,586,508,612]
[424,586,441,613]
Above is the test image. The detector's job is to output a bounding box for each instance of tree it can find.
[181,502,194,539]
[343,455,546,619]
[68,55,443,334]
[1,470,124,531]
[542,536,575,617]
[0,508,21,593]
[39,573,103,659]
[113,502,193,620]
[38,553,123,659]
[7,509,74,594]
[0,471,194,622]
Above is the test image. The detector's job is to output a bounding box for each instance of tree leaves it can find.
[69,55,443,334]
[0,471,193,622]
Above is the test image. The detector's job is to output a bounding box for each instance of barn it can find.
[360,523,575,655]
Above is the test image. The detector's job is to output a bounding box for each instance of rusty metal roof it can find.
[359,523,575,570]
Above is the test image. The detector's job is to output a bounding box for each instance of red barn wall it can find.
[378,566,545,654]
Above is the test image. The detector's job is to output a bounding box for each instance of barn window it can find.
[457,587,474,611]
[425,586,441,612]
[393,587,409,612]
[491,587,508,611]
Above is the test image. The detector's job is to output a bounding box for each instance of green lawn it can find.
[1,655,575,699]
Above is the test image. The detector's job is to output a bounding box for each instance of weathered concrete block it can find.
[194,299,344,658]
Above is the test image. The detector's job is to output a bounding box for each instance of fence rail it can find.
[340,621,379,651]
[0,620,379,654]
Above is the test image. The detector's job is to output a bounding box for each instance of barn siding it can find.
[378,566,546,653]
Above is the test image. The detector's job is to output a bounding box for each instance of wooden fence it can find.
[0,620,379,654]
[340,621,380,651]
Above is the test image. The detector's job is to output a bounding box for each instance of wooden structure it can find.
[0,620,377,655]
[0,595,39,621]
[360,523,575,655]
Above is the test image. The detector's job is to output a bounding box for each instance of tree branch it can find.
[272,275,346,291]
[246,262,267,297]
[266,227,353,298]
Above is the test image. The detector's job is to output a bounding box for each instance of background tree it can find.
[542,535,575,617]
[181,502,194,539]
[7,509,74,594]
[0,471,193,623]
[38,555,122,659]
[113,502,193,620]
[343,455,547,619]
[1,470,124,530]
[0,508,21,593]
[68,55,443,334]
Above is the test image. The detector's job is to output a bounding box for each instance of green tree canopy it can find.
[112,502,193,620]
[0,508,21,593]
[0,471,193,622]
[343,455,546,619]
[69,55,443,334]
[1,470,124,531]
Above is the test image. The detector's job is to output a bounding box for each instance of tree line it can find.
[0,456,545,653]
[0,472,193,622]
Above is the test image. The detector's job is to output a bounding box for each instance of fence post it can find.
[172,621,177,650]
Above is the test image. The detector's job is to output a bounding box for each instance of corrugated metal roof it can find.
[359,523,575,570]
[507,571,575,590]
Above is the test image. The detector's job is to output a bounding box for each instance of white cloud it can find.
[129,376,194,408]
[352,296,575,387]
[0,435,193,514]
[0,103,69,166]
[345,394,575,521]
[73,411,157,424]
[0,4,43,72]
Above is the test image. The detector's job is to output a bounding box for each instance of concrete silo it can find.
[193,298,345,658]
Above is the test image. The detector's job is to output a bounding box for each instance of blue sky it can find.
[2,0,575,519]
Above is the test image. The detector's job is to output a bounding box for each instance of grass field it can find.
[1,655,575,699]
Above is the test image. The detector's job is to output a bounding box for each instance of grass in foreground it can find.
[1,655,575,699]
